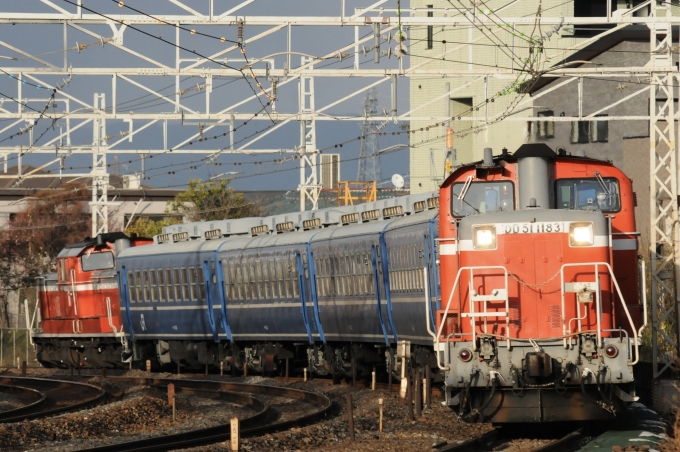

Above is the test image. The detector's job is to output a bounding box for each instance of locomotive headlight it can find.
[473,225,496,250]
[569,222,594,246]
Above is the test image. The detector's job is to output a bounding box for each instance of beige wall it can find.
[409,0,586,193]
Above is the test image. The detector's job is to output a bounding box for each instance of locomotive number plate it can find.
[500,222,565,234]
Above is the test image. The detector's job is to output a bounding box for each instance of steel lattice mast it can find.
[357,88,381,182]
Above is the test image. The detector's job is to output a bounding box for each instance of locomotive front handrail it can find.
[430,265,510,371]
[560,262,640,365]
[639,259,648,338]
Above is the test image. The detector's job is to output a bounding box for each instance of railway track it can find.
[436,427,587,452]
[69,376,333,452]
[0,376,105,423]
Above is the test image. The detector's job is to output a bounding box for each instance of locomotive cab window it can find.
[81,252,114,272]
[556,177,621,212]
[451,181,514,217]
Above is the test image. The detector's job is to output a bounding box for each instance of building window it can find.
[537,110,554,140]
[570,121,589,144]
[590,114,608,143]
[427,6,433,50]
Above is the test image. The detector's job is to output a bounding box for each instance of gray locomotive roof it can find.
[118,208,440,260]
[156,191,439,242]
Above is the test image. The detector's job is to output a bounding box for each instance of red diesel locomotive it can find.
[34,233,152,368]
[433,143,644,422]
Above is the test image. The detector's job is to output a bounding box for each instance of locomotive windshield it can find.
[556,178,620,212]
[81,251,114,271]
[451,181,515,217]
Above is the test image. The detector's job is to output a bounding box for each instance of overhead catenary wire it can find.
[0,0,671,192]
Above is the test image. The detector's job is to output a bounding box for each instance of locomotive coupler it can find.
[525,351,553,378]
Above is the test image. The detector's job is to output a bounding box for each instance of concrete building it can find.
[408,0,655,193]
[0,165,181,230]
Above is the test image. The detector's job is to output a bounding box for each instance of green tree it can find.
[167,178,261,222]
[125,178,260,237]
[124,216,181,238]
[0,182,90,326]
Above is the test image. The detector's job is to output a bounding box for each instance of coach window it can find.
[240,263,248,300]
[139,270,151,301]
[81,252,114,272]
[197,267,206,301]
[179,268,188,301]
[255,261,263,300]
[158,269,166,301]
[134,270,142,302]
[150,270,159,302]
[172,268,180,301]
[188,267,197,300]
[291,257,300,298]
[451,181,515,217]
[265,261,274,298]
[127,271,136,303]
[556,177,621,213]
[274,260,283,299]
[240,262,249,300]
[234,265,243,300]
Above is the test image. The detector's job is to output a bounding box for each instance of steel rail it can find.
[0,383,46,420]
[436,427,586,452]
[436,429,501,452]
[0,377,105,423]
[532,428,585,452]
[74,377,333,452]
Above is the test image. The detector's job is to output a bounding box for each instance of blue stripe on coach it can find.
[202,260,218,342]
[119,267,135,342]
[371,245,390,346]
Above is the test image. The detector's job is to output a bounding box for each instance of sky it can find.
[0,1,413,191]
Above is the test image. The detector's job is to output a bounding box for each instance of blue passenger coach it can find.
[115,192,440,377]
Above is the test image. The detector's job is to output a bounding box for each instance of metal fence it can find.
[0,328,34,368]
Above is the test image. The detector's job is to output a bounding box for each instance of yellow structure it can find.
[337,181,377,206]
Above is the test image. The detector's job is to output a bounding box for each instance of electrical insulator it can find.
[446,127,454,149]
[272,81,278,100]
[238,22,244,44]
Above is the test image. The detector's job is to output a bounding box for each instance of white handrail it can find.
[424,268,436,340]
[639,260,648,337]
[106,297,119,334]
[70,269,79,315]
[560,262,640,365]
[432,265,509,370]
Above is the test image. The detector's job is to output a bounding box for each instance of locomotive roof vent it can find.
[413,200,426,213]
[276,222,295,233]
[251,224,270,236]
[341,212,359,224]
[204,229,222,240]
[382,206,404,219]
[427,196,439,209]
[361,209,380,221]
[172,232,190,242]
[574,149,586,157]
[303,218,322,230]
[156,233,171,244]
